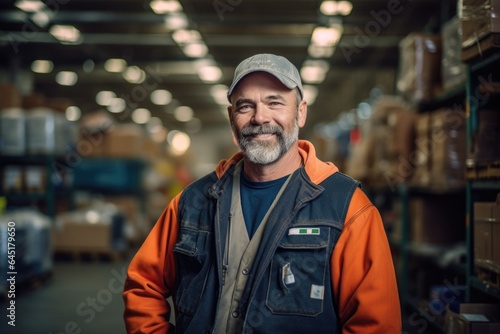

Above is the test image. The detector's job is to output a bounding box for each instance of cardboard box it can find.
[397,33,442,102]
[430,109,467,188]
[474,193,500,268]
[21,92,46,110]
[411,113,432,186]
[53,220,112,251]
[442,17,467,90]
[474,109,500,163]
[474,219,493,265]
[0,83,21,109]
[104,124,145,158]
[445,303,500,334]
[460,0,500,48]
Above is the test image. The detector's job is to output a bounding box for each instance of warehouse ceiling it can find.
[0,0,457,138]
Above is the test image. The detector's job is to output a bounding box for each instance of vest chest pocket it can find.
[266,227,330,316]
[173,226,213,316]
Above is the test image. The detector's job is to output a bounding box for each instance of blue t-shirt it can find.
[240,172,289,238]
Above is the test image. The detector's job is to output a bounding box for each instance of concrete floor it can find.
[0,253,425,334]
[0,255,132,334]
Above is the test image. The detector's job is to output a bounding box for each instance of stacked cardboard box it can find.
[460,0,500,62]
[474,193,500,274]
[397,33,442,103]
[0,83,21,110]
[444,303,500,334]
[410,108,467,189]
[54,204,126,255]
[78,113,163,160]
[429,108,467,188]
[411,113,432,187]
[346,96,417,187]
[473,109,500,163]
[441,17,467,90]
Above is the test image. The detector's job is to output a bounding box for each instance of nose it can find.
[251,103,271,125]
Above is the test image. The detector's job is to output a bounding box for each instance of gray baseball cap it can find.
[227,53,304,102]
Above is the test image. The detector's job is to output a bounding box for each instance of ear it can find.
[227,106,239,147]
[297,100,307,128]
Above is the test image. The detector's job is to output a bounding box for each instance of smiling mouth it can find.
[252,133,275,139]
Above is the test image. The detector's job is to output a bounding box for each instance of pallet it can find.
[54,248,124,262]
[466,161,500,180]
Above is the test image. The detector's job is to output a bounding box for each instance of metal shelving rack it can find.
[464,49,500,303]
[0,154,71,218]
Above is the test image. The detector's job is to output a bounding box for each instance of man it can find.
[123,53,401,333]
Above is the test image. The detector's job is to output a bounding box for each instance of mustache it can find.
[240,124,283,136]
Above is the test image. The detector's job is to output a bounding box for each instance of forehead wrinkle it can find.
[264,93,286,102]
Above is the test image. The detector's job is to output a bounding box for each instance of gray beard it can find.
[235,122,299,165]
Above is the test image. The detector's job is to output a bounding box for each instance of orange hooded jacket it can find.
[123,140,401,333]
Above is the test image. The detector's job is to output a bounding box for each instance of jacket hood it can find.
[215,140,338,185]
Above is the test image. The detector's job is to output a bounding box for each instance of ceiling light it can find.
[311,26,343,47]
[168,130,190,156]
[308,44,335,58]
[174,106,194,122]
[300,60,329,84]
[303,85,318,105]
[31,60,53,74]
[107,97,126,113]
[65,106,81,121]
[96,91,116,106]
[150,0,183,14]
[132,108,151,124]
[164,13,188,30]
[182,42,209,58]
[15,0,45,12]
[198,65,222,82]
[55,71,78,86]
[172,29,202,45]
[150,89,172,105]
[123,66,146,83]
[104,58,127,73]
[31,10,51,27]
[49,25,82,44]
[320,1,353,16]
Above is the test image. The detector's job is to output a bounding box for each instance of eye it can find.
[237,104,253,112]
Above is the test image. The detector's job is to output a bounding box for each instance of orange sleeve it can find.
[123,194,181,334]
[331,188,401,333]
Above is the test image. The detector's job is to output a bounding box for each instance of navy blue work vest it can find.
[172,164,359,334]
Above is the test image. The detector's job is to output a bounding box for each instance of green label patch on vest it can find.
[288,228,320,235]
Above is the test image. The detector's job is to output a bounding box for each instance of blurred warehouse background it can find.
[1,0,500,333]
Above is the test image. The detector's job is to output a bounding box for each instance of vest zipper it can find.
[222,213,232,286]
